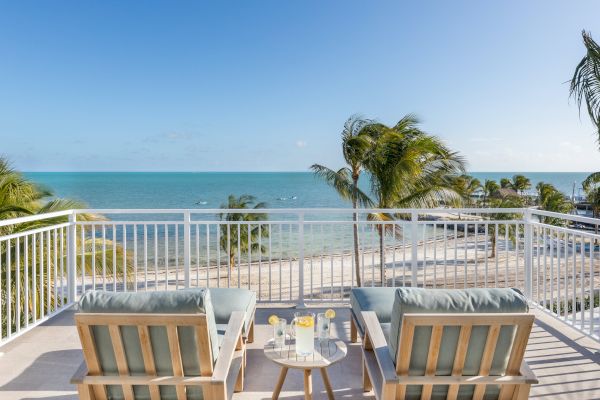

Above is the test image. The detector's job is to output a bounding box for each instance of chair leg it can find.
[247,319,255,343]
[363,359,372,392]
[351,317,358,343]
[513,384,531,400]
[235,361,244,392]
[207,382,227,400]
[381,382,396,400]
[77,385,95,400]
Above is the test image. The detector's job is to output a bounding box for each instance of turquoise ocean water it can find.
[24,172,592,210]
[21,172,592,260]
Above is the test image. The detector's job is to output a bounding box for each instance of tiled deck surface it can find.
[0,306,599,400]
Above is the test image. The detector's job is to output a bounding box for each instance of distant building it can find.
[492,188,520,199]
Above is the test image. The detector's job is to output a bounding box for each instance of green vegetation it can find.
[310,115,374,287]
[312,114,467,285]
[571,30,600,146]
[0,157,131,336]
[482,179,499,206]
[218,195,269,276]
[452,175,481,206]
[547,293,600,315]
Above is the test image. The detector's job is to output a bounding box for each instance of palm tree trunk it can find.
[229,253,235,279]
[490,230,496,258]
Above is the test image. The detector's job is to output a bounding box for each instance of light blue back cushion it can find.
[78,289,219,400]
[388,288,528,400]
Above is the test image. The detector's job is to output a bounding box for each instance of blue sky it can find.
[1,1,599,172]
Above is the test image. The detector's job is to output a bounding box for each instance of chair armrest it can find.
[212,311,245,382]
[70,361,88,385]
[520,360,538,384]
[361,311,398,384]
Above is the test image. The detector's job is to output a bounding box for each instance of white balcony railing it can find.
[0,207,599,347]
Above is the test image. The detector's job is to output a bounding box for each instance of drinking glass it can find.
[273,318,287,348]
[317,313,330,342]
[291,311,315,356]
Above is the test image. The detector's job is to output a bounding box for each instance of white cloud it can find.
[296,140,307,148]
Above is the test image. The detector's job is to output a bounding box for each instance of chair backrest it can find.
[77,289,219,400]
[388,288,532,399]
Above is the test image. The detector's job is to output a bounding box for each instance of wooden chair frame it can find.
[361,311,538,400]
[71,311,246,400]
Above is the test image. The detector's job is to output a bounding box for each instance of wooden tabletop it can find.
[264,338,347,369]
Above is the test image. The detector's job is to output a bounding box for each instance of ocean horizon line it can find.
[22,170,598,174]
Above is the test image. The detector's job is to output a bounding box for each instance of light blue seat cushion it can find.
[388,288,528,400]
[209,288,256,336]
[78,289,220,400]
[350,287,397,335]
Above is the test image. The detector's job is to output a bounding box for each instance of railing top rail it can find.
[0,209,73,228]
[72,207,527,215]
[531,208,600,225]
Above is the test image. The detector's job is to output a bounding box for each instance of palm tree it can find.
[536,182,574,225]
[310,115,374,287]
[500,178,512,189]
[511,175,531,196]
[360,115,467,285]
[571,30,600,145]
[486,197,525,258]
[452,175,481,206]
[218,195,269,277]
[483,179,499,205]
[0,158,129,333]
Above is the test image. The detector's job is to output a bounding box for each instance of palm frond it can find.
[310,164,374,208]
[571,30,600,145]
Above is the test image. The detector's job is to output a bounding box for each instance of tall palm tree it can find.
[571,30,600,145]
[310,115,374,287]
[500,178,512,189]
[218,195,269,277]
[483,179,499,205]
[360,115,467,285]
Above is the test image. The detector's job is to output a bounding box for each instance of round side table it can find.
[264,338,347,400]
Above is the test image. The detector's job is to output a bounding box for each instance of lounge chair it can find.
[358,288,538,399]
[350,287,397,343]
[71,289,247,400]
[210,288,256,343]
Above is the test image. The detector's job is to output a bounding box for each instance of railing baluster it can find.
[7,240,12,338]
[143,224,148,291]
[32,233,37,323]
[175,223,179,289]
[196,224,202,287]
[164,224,169,291]
[102,225,107,291]
[112,224,117,292]
[16,237,20,333]
[91,225,96,291]
[154,224,158,290]
[24,236,29,327]
[206,223,210,288]
[133,224,138,292]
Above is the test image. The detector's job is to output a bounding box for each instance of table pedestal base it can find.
[271,367,335,400]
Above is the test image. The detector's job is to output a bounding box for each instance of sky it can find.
[1,1,599,172]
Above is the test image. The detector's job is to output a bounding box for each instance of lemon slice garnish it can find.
[325,309,336,319]
[296,316,314,328]
[268,315,279,326]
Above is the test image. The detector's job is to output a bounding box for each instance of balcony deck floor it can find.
[0,306,599,400]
